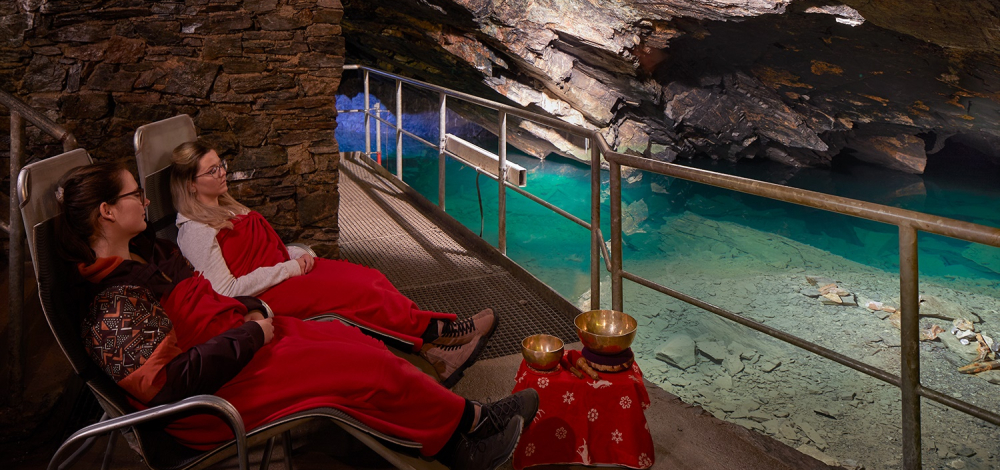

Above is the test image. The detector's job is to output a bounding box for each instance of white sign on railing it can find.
[445,134,527,187]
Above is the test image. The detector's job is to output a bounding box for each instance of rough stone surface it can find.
[2,0,343,255]
[341,0,1000,175]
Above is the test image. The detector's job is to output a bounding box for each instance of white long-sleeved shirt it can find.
[175,213,307,297]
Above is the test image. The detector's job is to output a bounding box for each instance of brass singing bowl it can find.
[521,334,565,371]
[574,310,637,355]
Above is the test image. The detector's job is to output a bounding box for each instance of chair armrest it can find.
[286,242,317,258]
[48,395,249,470]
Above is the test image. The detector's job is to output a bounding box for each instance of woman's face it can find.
[189,149,229,203]
[107,170,149,237]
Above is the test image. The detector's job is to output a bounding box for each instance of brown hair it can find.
[169,140,249,230]
[55,162,128,264]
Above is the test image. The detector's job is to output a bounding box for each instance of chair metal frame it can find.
[19,149,437,470]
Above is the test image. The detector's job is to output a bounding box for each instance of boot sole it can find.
[440,310,501,389]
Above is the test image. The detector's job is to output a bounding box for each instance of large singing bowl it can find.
[574,310,637,355]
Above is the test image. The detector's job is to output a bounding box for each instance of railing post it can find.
[375,102,382,165]
[589,138,601,310]
[609,159,623,312]
[364,70,371,160]
[498,110,508,254]
[395,79,403,180]
[899,224,921,469]
[439,92,447,210]
[8,111,25,406]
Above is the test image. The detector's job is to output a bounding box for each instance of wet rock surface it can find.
[342,0,1000,174]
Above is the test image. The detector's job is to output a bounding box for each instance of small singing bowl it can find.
[521,334,565,371]
[574,310,637,355]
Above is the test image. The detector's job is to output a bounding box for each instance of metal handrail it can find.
[340,65,999,468]
[2,89,78,407]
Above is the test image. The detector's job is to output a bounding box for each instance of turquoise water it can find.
[335,101,1000,303]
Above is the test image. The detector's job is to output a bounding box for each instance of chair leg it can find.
[99,431,117,470]
[282,431,293,470]
[260,436,276,470]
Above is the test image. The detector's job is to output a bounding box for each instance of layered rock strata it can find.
[341,0,1000,175]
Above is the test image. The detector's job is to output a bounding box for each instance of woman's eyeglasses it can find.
[196,160,228,179]
[110,187,145,204]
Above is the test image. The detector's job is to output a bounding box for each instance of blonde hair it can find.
[170,140,249,230]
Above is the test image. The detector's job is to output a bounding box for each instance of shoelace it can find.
[442,317,476,337]
[475,396,519,436]
[459,431,491,459]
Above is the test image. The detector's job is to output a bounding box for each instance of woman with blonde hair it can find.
[170,140,496,388]
[57,162,538,470]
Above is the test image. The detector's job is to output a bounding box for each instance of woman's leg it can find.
[168,317,465,455]
[259,258,456,347]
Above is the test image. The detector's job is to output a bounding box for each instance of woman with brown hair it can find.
[56,162,538,470]
[170,140,496,388]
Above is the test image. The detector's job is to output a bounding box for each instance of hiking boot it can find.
[433,308,499,346]
[472,388,540,438]
[451,415,524,470]
[420,335,488,388]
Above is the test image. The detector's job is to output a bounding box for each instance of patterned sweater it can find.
[79,229,267,406]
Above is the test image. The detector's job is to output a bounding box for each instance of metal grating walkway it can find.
[336,152,579,359]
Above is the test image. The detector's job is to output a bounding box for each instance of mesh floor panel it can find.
[337,154,578,359]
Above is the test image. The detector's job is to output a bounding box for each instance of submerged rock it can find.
[697,341,729,363]
[656,335,697,369]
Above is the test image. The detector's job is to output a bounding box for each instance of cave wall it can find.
[340,0,1000,176]
[1,0,345,256]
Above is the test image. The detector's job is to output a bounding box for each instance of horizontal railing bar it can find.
[619,270,902,386]
[0,91,76,148]
[596,228,613,272]
[604,150,1000,248]
[344,65,595,144]
[918,385,1000,427]
[368,105,594,234]
[505,183,590,230]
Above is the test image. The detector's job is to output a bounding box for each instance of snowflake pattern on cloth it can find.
[512,352,653,470]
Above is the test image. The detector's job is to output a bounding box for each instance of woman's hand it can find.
[244,310,265,322]
[254,317,274,344]
[295,253,315,274]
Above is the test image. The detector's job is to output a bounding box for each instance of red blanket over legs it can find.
[217,212,456,349]
[161,276,465,455]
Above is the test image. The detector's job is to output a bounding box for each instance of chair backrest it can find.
[18,149,93,377]
[134,114,196,242]
[18,150,216,468]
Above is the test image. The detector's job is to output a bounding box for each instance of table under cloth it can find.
[510,351,655,469]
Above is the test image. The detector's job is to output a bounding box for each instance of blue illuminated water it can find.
[335,95,1000,302]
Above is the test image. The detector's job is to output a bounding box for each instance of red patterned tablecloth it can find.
[510,351,654,469]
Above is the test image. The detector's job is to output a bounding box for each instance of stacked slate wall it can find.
[1,0,345,257]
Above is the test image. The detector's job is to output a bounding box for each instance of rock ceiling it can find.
[341,0,1000,174]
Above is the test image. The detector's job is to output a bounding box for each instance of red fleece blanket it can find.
[160,274,465,455]
[216,211,455,348]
